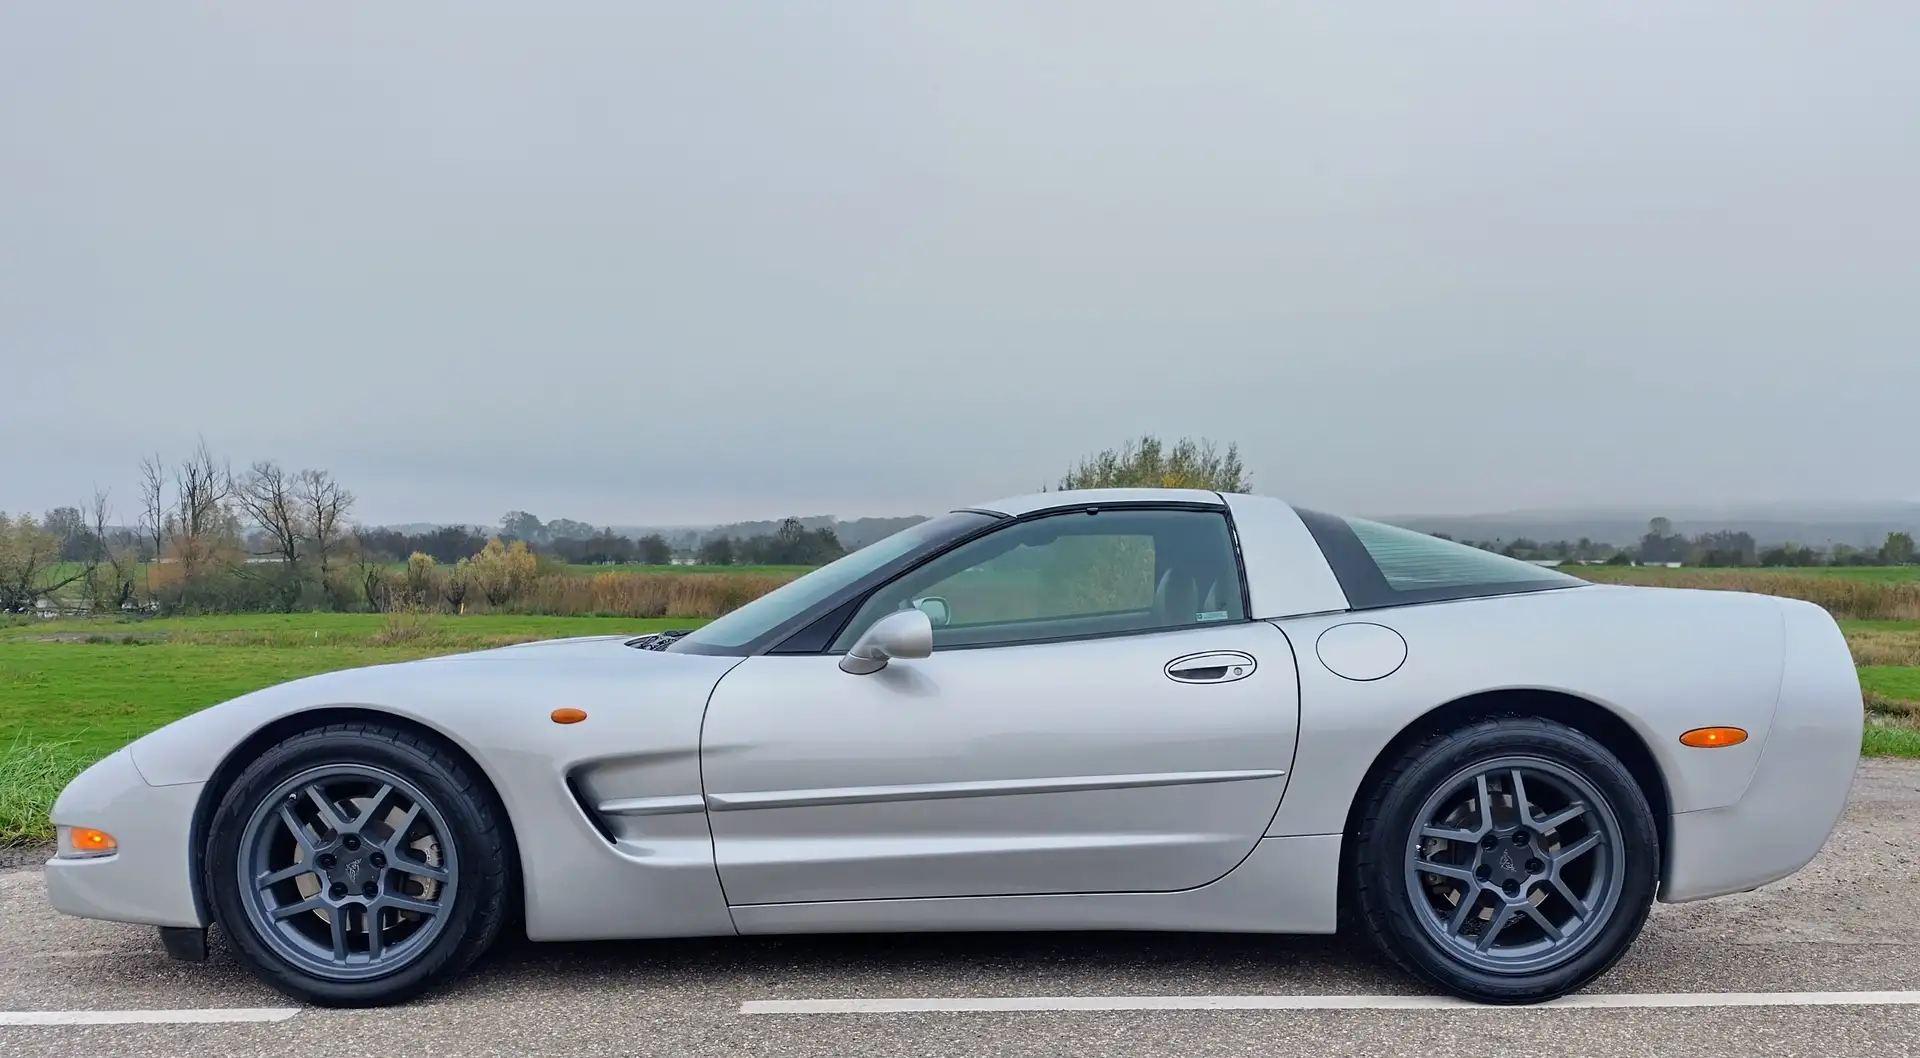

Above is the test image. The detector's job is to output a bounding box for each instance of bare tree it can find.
[171,439,235,577]
[236,460,304,589]
[297,468,354,578]
[85,490,138,612]
[138,453,167,564]
[353,527,389,611]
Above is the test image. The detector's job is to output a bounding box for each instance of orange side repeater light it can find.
[69,827,117,853]
[1679,726,1748,748]
[551,708,588,725]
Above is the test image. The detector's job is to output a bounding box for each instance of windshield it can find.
[666,511,998,654]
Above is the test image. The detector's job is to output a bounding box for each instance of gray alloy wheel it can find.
[235,764,460,981]
[1403,756,1626,975]
[1351,716,1659,1004]
[207,722,511,1006]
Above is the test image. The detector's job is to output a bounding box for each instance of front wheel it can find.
[205,722,511,1006]
[1352,716,1659,1003]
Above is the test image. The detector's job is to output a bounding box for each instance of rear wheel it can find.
[1353,716,1658,1003]
[205,722,511,1006]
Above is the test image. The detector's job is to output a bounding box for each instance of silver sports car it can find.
[44,488,1863,1007]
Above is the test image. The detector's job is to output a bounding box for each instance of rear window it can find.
[1293,508,1584,609]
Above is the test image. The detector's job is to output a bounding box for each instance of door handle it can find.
[1165,651,1257,684]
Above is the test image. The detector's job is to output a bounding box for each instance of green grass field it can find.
[3,609,1917,846]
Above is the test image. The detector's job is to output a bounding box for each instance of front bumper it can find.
[1661,599,1864,902]
[43,749,206,928]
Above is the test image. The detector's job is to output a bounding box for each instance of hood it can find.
[414,633,666,664]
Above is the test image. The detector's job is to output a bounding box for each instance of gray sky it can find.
[4,2,1916,528]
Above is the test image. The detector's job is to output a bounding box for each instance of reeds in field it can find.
[1571,568,1920,621]
[487,571,800,619]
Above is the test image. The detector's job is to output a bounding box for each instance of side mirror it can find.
[840,608,933,675]
[911,596,950,627]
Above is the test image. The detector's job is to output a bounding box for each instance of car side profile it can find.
[44,488,1864,1007]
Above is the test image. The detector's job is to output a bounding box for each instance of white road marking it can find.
[741,991,1920,1014]
[0,1008,300,1026]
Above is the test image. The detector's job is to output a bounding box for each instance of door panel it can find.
[700,622,1300,905]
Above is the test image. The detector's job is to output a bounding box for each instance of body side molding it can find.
[705,769,1287,812]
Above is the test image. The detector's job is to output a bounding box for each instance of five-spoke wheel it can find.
[1354,716,1658,1004]
[206,723,510,1006]
[237,765,459,980]
[1403,758,1624,974]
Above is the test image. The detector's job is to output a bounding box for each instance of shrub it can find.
[370,603,444,646]
[403,552,438,608]
[1059,435,1249,492]
[470,538,537,606]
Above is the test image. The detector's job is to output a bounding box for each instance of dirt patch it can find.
[0,842,54,872]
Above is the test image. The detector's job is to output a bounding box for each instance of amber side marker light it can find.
[61,826,118,857]
[551,708,588,725]
[1679,726,1748,748]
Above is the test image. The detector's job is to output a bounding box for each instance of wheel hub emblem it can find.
[345,859,362,880]
[1497,850,1516,873]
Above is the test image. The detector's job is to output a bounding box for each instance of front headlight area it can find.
[55,824,119,859]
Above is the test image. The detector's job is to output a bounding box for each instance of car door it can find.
[700,504,1302,906]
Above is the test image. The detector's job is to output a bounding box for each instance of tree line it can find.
[1446,517,1916,568]
[4,434,1915,617]
[0,441,850,616]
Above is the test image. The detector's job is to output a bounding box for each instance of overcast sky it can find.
[3,3,1916,528]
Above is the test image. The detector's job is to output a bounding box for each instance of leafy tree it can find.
[1882,531,1917,566]
[637,533,673,565]
[558,528,635,565]
[545,518,595,541]
[735,518,846,565]
[697,535,735,565]
[1691,529,1756,568]
[500,511,546,545]
[1058,435,1249,492]
[0,512,80,612]
[1637,517,1686,564]
[1758,544,1821,567]
[42,506,87,561]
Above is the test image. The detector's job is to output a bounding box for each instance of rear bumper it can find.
[1661,599,1863,902]
[43,750,206,928]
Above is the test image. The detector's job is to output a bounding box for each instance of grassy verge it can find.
[0,738,83,846]
[1863,726,1920,758]
[0,611,683,647]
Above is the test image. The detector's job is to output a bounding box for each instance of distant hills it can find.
[375,502,1920,552]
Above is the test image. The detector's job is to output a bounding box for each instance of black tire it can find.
[204,722,512,1007]
[1352,716,1659,1004]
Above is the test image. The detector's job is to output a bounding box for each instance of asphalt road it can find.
[3,759,1917,1058]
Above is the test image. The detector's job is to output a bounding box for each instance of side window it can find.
[831,508,1246,652]
[1292,507,1585,609]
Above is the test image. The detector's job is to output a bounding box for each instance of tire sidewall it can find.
[1361,720,1660,1002]
[205,728,501,1006]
